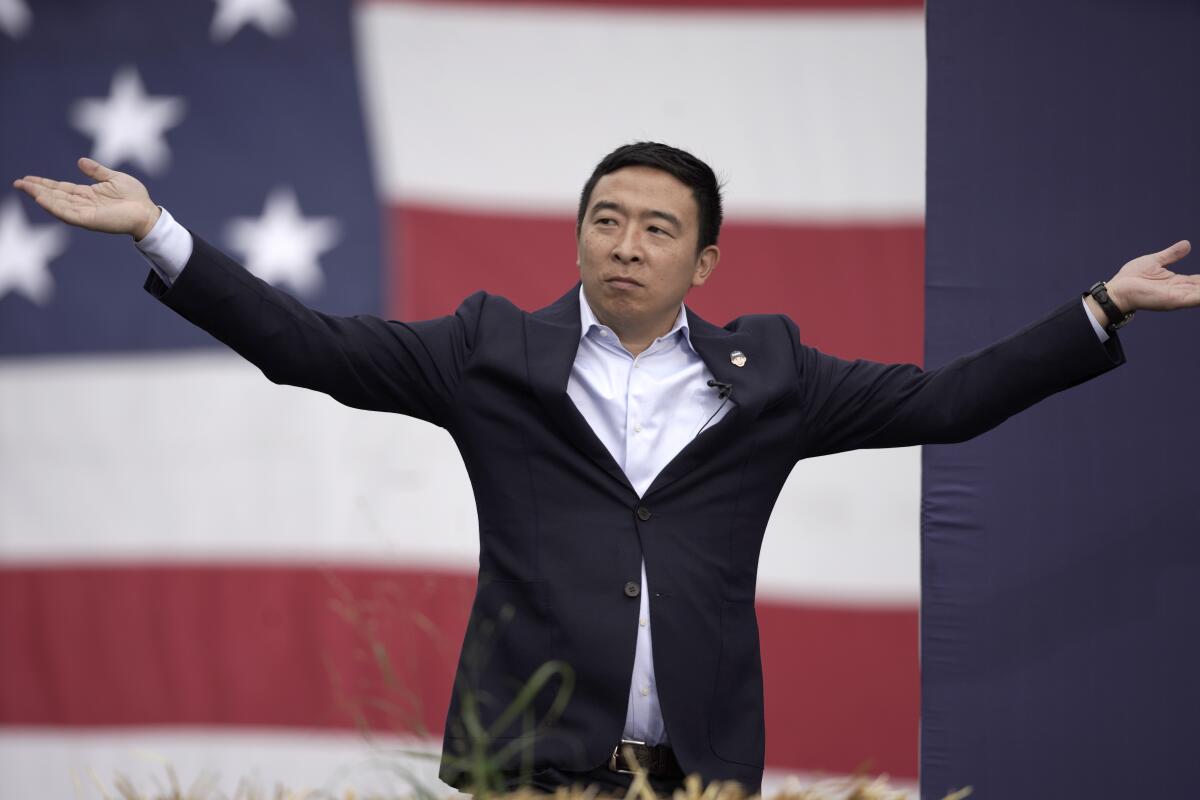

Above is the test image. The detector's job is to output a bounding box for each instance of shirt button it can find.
[636,506,651,521]
[634,423,642,434]
[624,581,640,598]
[640,686,650,697]
[639,618,647,627]
[599,329,609,337]
[633,361,640,368]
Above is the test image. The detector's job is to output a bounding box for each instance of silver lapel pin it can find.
[730,350,747,368]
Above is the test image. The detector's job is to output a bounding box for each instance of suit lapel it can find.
[524,285,635,494]
[523,290,769,499]
[643,307,769,498]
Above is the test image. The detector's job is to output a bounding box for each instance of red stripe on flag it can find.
[0,565,469,737]
[0,565,916,777]
[759,601,918,778]
[388,205,924,365]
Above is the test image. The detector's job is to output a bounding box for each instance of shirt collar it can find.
[577,285,695,353]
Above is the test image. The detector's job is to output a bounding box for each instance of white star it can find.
[224,188,340,296]
[0,0,31,39]
[211,0,295,43]
[69,66,186,176]
[0,197,69,306]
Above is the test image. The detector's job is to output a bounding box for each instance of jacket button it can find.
[636,506,651,521]
[624,581,640,598]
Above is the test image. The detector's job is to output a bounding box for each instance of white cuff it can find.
[1081,296,1110,343]
[135,207,193,285]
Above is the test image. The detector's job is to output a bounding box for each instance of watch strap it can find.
[1087,281,1134,331]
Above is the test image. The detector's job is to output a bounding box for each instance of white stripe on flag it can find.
[353,2,925,220]
[0,727,918,798]
[0,728,444,799]
[0,352,918,603]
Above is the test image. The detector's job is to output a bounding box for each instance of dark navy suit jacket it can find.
[146,235,1125,790]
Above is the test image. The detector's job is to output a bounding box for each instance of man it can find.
[13,143,1200,794]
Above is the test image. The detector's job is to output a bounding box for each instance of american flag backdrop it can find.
[0,0,925,795]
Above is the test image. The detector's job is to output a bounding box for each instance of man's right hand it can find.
[12,158,160,241]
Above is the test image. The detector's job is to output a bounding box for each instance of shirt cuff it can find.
[1082,296,1110,343]
[135,206,193,285]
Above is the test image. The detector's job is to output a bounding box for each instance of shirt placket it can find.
[624,343,665,743]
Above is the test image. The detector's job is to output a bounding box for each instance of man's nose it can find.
[612,229,643,264]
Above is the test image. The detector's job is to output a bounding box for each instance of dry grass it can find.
[91,590,975,800]
[93,751,970,800]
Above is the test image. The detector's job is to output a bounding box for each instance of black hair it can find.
[576,142,723,253]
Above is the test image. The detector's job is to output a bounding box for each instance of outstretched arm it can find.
[794,240,1197,458]
[12,159,481,426]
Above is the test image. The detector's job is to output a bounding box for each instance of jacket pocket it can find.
[708,599,766,767]
[450,579,558,743]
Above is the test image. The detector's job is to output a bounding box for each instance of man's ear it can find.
[691,245,720,287]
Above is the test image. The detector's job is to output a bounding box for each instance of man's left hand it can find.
[1104,240,1200,320]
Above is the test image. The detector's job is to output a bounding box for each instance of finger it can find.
[13,178,71,205]
[77,157,115,182]
[12,177,53,201]
[15,175,83,194]
[1155,239,1191,266]
[1179,281,1200,308]
[1161,274,1200,310]
[15,181,86,223]
[14,175,53,192]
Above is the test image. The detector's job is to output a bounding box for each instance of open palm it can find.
[12,157,159,239]
[1109,240,1200,313]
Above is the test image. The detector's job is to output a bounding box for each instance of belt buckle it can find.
[608,738,646,774]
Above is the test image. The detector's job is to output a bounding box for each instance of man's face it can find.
[577,166,719,334]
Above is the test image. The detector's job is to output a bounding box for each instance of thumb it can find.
[77,157,115,183]
[1155,239,1192,266]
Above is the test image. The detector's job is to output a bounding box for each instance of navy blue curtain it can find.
[923,1,1200,796]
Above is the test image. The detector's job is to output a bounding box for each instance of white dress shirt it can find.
[135,209,1108,747]
[568,287,732,745]
[136,207,193,281]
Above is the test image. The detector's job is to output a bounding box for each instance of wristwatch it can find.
[1087,281,1135,332]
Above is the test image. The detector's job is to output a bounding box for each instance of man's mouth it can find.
[606,276,642,288]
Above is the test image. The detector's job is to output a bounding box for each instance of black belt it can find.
[608,739,684,779]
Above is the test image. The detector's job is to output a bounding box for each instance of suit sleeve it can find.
[790,298,1126,458]
[143,234,480,427]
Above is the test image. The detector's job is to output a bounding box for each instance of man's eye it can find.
[595,218,616,226]
[648,226,670,236]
